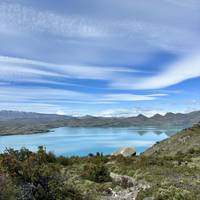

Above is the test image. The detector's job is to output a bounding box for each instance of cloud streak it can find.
[0,86,166,104]
[111,52,200,90]
[0,55,138,82]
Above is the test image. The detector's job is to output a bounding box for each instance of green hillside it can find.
[143,122,200,157]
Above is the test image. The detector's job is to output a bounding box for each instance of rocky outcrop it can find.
[103,173,150,200]
[112,147,136,157]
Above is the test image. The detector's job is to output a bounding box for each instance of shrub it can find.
[0,147,85,200]
[0,174,18,200]
[82,163,111,183]
[57,156,71,166]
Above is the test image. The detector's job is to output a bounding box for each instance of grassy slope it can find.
[143,123,200,157]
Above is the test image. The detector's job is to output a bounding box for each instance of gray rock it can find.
[112,147,136,157]
[102,173,150,200]
[110,172,135,188]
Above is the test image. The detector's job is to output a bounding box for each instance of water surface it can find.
[0,127,181,156]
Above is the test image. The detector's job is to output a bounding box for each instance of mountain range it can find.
[0,110,200,136]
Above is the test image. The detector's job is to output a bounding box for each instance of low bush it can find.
[82,163,111,183]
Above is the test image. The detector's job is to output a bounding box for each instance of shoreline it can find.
[0,124,185,137]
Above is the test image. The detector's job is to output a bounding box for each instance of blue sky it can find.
[0,0,200,116]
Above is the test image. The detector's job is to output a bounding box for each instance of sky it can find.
[0,0,200,117]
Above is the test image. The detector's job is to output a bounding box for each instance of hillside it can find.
[0,110,200,135]
[0,110,69,121]
[0,111,72,135]
[143,122,200,157]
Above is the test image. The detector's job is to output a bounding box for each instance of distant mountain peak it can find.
[137,114,148,119]
[165,112,176,117]
[151,114,163,119]
[153,114,163,117]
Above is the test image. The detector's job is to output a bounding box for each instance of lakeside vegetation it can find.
[1,123,200,199]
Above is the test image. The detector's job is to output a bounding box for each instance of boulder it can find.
[103,173,150,200]
[112,147,136,157]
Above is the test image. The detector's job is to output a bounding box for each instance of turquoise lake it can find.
[0,127,181,156]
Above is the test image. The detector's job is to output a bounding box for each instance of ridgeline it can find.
[0,110,200,135]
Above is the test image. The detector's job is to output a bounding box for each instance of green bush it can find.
[82,163,111,183]
[57,156,71,166]
[0,147,85,200]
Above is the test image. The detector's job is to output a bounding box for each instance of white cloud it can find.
[0,85,166,108]
[0,2,106,38]
[0,0,199,54]
[101,93,167,102]
[111,52,200,90]
[56,110,67,116]
[0,55,138,81]
[2,53,200,94]
[0,87,89,102]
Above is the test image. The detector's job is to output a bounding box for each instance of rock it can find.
[178,136,190,143]
[103,173,150,200]
[110,172,135,188]
[112,147,136,157]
